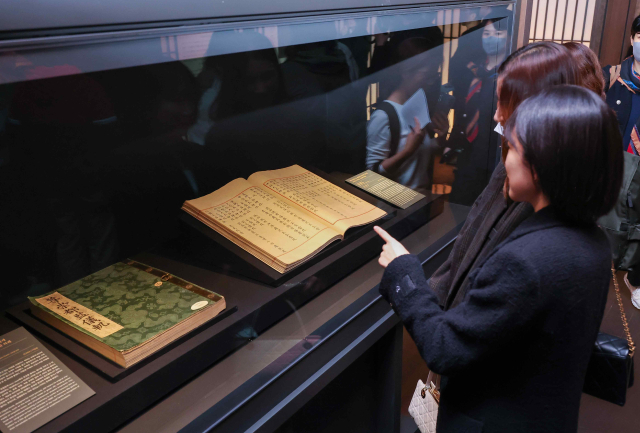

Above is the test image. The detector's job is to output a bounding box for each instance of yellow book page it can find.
[248,165,387,234]
[183,178,340,265]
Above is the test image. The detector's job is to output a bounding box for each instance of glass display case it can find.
[0,1,517,431]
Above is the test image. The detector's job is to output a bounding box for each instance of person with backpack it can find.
[600,14,640,308]
[365,36,449,194]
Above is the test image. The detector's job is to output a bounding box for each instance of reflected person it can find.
[7,70,119,286]
[205,40,332,186]
[370,24,444,100]
[448,18,509,205]
[366,36,449,194]
[212,48,287,121]
[93,60,205,261]
[189,31,285,148]
[280,38,368,173]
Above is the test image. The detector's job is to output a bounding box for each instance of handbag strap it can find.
[424,371,441,404]
[612,265,636,356]
[426,371,435,386]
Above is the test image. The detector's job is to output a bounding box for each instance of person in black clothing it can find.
[602,14,640,304]
[603,14,640,154]
[370,22,444,100]
[7,70,120,287]
[447,18,510,205]
[202,38,294,187]
[373,86,623,433]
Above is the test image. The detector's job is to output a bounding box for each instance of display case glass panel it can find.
[0,4,512,305]
[0,3,516,431]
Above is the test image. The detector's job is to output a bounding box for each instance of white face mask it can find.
[494,122,504,136]
[482,35,507,56]
[634,42,640,63]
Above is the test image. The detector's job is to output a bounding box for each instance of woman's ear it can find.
[531,167,541,186]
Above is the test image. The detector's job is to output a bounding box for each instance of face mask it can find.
[483,35,507,56]
[634,42,640,62]
[494,122,504,136]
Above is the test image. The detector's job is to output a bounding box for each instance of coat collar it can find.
[501,206,565,244]
[467,206,566,278]
[619,56,640,94]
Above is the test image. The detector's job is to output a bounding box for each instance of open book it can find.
[182,165,387,273]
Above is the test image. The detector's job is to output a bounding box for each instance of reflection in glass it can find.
[0,6,511,307]
[366,29,446,194]
[447,17,510,205]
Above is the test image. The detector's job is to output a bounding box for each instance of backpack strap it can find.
[372,101,401,174]
[610,64,622,90]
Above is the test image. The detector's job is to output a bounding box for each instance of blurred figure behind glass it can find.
[366,35,448,193]
[448,18,509,206]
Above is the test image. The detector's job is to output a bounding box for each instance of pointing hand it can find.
[374,226,410,268]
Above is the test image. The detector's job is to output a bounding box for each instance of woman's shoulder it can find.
[467,224,609,312]
[495,220,610,277]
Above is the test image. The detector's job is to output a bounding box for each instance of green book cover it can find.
[29,260,224,353]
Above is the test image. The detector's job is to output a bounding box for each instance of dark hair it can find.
[504,85,623,224]
[395,36,442,64]
[393,26,444,65]
[563,42,605,98]
[497,41,579,164]
[632,14,640,36]
[387,32,444,94]
[479,17,503,30]
[393,27,445,77]
[497,41,579,124]
[209,32,287,120]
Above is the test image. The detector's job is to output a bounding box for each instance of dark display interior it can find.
[0,4,514,432]
[0,7,510,308]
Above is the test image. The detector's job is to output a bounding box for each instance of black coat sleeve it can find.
[427,249,453,307]
[380,252,542,376]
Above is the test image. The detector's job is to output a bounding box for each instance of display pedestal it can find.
[0,199,457,433]
[2,168,445,433]
[179,211,395,286]
[6,304,237,380]
[175,168,443,286]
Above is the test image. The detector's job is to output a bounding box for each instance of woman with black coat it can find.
[427,42,581,312]
[374,86,623,433]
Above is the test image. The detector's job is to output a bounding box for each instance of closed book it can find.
[29,260,226,368]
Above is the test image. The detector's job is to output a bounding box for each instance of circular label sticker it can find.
[191,301,209,310]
